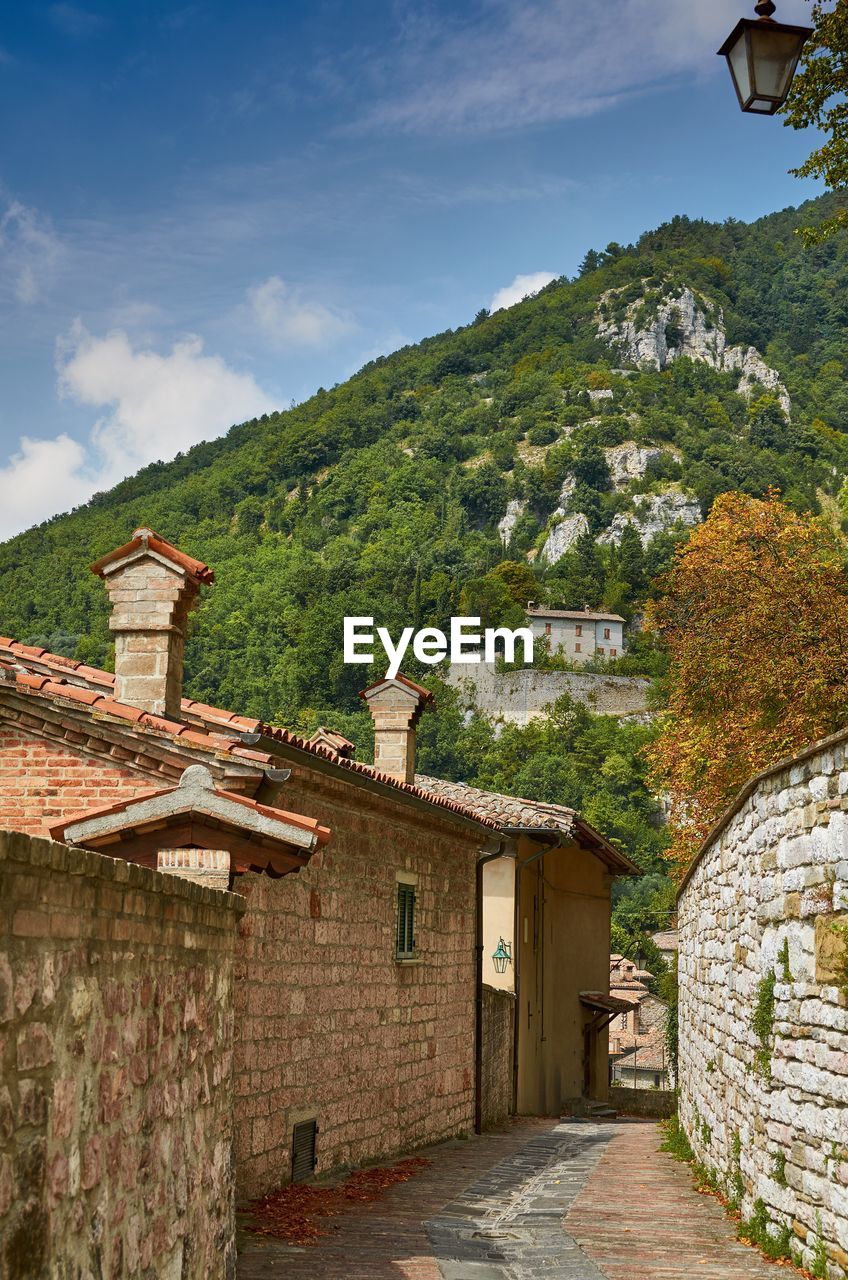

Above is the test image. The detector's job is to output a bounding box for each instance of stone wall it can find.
[233,766,482,1199]
[446,664,650,725]
[611,1086,676,1118]
[679,734,848,1277]
[0,828,244,1280]
[480,985,515,1128]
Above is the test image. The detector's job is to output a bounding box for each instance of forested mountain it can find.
[3,193,848,934]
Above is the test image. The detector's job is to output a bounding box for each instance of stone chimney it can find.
[359,675,433,784]
[90,528,214,719]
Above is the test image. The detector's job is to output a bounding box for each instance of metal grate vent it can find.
[291,1118,317,1183]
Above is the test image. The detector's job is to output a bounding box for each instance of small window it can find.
[574,643,581,653]
[292,1119,317,1183]
[610,648,617,657]
[621,1012,628,1030]
[603,627,611,640]
[598,647,604,655]
[396,883,416,958]
[544,622,551,636]
[575,624,582,637]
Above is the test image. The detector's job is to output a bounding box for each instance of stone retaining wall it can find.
[446,664,650,724]
[611,1086,676,1118]
[679,735,848,1277]
[481,985,515,1128]
[0,829,244,1280]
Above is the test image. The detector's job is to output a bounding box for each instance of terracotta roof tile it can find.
[50,779,332,847]
[89,527,214,585]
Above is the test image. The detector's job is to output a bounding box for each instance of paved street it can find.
[237,1119,782,1280]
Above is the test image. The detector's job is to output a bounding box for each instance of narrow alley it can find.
[237,1119,781,1280]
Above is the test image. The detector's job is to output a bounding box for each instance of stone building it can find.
[0,527,631,1218]
[678,729,848,1277]
[419,781,639,1115]
[526,605,625,665]
[608,955,671,1090]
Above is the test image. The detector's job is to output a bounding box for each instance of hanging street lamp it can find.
[492,938,512,975]
[718,1,813,116]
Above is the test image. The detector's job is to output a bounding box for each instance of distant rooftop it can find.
[526,605,625,624]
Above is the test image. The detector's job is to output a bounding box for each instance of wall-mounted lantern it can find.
[492,937,512,974]
[718,1,813,116]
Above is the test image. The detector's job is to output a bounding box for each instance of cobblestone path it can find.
[237,1118,784,1280]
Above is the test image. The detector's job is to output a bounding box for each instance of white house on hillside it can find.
[526,605,625,666]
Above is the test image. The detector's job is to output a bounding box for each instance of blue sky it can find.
[0,0,821,537]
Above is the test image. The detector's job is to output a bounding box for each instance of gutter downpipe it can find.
[475,838,510,1135]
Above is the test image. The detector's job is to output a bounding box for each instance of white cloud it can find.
[247,275,355,348]
[490,271,557,312]
[0,435,89,539]
[0,324,275,539]
[0,201,63,303]
[349,0,813,136]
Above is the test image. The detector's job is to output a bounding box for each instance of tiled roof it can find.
[0,636,634,858]
[50,779,331,846]
[651,930,679,951]
[416,776,639,874]
[0,639,500,833]
[89,527,215,585]
[0,653,271,765]
[416,775,578,831]
[360,673,433,701]
[527,606,625,624]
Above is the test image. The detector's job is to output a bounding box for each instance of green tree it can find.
[784,1,848,241]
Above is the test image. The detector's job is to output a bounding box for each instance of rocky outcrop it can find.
[498,498,527,545]
[540,513,589,564]
[598,285,791,417]
[598,489,701,548]
[604,442,674,491]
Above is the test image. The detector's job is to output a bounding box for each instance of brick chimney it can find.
[359,675,433,784]
[90,528,214,719]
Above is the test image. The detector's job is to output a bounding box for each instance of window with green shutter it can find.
[396,882,416,959]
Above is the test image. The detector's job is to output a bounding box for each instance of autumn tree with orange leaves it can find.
[647,491,848,871]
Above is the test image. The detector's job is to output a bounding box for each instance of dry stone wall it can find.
[0,829,244,1280]
[480,985,515,1128]
[679,736,848,1277]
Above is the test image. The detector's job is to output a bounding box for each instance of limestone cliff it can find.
[597,285,791,417]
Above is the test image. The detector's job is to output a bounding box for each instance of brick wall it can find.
[0,727,155,836]
[0,828,244,1280]
[480,985,515,1128]
[232,767,482,1199]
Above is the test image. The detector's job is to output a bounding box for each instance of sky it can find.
[0,0,822,538]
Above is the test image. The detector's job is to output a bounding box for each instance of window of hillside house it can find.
[611,648,617,657]
[396,882,416,959]
[653,1073,661,1088]
[545,622,551,636]
[575,643,581,653]
[603,627,611,640]
[575,624,582,637]
[621,1012,628,1030]
[598,647,605,655]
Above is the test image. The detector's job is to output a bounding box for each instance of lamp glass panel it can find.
[750,27,805,99]
[727,31,752,102]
